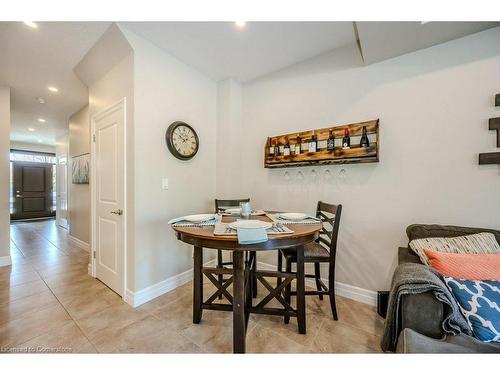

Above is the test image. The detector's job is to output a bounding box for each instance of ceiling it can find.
[1,21,499,147]
[357,21,500,64]
[0,22,110,146]
[120,22,357,82]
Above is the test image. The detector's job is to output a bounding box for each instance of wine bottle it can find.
[274,139,280,157]
[295,134,301,155]
[268,137,274,155]
[309,130,317,153]
[283,137,291,156]
[327,128,335,151]
[342,128,351,149]
[360,126,370,148]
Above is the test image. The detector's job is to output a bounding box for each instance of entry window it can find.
[10,151,56,164]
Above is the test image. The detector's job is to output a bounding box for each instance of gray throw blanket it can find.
[381,263,471,352]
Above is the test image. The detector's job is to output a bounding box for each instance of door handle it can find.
[110,209,123,216]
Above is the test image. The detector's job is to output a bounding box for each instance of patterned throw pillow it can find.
[409,232,500,265]
[444,277,500,342]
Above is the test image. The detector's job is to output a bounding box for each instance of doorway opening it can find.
[10,149,57,221]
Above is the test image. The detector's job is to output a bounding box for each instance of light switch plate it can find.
[162,178,169,190]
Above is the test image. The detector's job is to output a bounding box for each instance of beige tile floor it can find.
[0,219,384,353]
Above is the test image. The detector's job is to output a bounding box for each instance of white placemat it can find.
[266,213,321,225]
[171,215,222,227]
[214,222,294,236]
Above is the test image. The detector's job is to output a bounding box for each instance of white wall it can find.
[69,105,90,244]
[216,79,244,198]
[238,27,500,292]
[122,28,217,292]
[0,87,10,265]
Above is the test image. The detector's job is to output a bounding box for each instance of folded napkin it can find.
[213,223,294,236]
[237,227,268,244]
[168,215,217,225]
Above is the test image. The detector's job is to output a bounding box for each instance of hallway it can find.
[0,220,383,353]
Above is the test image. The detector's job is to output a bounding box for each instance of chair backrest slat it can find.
[315,201,342,260]
[318,236,330,247]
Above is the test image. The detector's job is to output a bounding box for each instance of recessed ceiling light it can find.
[37,139,43,143]
[37,97,46,104]
[28,128,36,132]
[37,118,46,123]
[48,86,59,93]
[23,21,38,29]
[235,21,246,28]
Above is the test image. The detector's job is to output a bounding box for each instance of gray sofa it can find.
[395,224,500,353]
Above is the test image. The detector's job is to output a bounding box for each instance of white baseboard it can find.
[257,261,377,306]
[69,235,90,252]
[124,259,217,308]
[0,255,12,267]
[122,258,377,308]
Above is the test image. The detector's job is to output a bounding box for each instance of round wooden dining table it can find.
[172,214,322,353]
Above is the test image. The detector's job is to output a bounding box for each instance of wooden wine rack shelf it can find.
[264,119,380,168]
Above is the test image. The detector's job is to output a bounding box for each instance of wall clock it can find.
[165,121,199,160]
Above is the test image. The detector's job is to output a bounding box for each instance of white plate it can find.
[279,212,309,221]
[224,208,241,215]
[182,214,216,223]
[229,220,273,230]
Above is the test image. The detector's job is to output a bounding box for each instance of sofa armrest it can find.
[398,247,421,265]
[401,292,445,339]
[396,328,500,353]
[396,329,471,353]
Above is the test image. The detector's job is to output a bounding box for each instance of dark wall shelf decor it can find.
[478,93,500,165]
[479,152,500,165]
[489,117,500,147]
[264,119,379,168]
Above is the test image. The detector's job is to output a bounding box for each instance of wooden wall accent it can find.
[478,94,500,165]
[264,119,379,168]
[489,117,500,148]
[479,152,500,165]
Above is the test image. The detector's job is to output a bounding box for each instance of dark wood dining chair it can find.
[277,201,342,321]
[214,198,251,299]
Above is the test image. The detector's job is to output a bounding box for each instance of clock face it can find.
[166,121,199,160]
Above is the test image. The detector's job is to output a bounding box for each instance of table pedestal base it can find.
[192,246,306,353]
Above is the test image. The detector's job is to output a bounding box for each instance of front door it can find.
[11,161,54,220]
[92,99,125,296]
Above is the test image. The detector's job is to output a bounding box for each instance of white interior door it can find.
[56,155,68,229]
[92,99,125,296]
